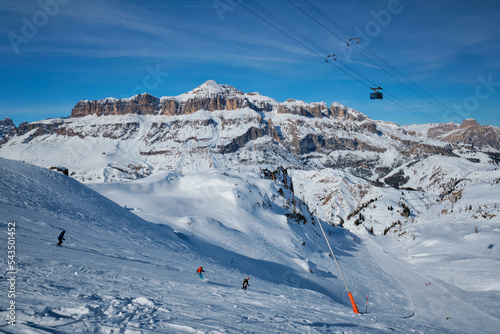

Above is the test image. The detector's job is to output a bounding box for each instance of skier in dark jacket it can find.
[57,230,66,246]
[242,277,250,290]
[197,267,205,279]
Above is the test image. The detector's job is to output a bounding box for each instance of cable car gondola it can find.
[370,87,383,100]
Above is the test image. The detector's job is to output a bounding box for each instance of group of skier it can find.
[197,266,250,290]
[57,232,251,291]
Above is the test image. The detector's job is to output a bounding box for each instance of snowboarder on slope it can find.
[242,277,250,290]
[197,267,205,279]
[57,230,66,246]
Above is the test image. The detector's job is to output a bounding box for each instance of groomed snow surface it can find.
[1,158,499,333]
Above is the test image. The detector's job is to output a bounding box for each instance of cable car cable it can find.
[241,0,436,122]
[298,0,463,121]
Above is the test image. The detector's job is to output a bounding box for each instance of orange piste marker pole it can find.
[316,217,360,314]
[348,292,360,314]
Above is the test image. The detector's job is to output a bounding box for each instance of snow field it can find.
[1,158,499,332]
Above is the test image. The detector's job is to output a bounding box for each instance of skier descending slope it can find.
[241,277,250,290]
[57,230,66,246]
[197,266,205,279]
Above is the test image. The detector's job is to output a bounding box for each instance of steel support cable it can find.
[238,1,326,60]
[288,0,349,44]
[383,93,437,123]
[362,46,458,116]
[247,0,376,89]
[328,62,437,123]
[301,0,354,40]
[241,3,370,92]
[325,60,372,89]
[337,59,379,88]
[241,1,374,89]
[247,0,329,55]
[299,0,462,120]
[247,0,386,93]
[260,0,438,122]
[336,59,437,122]
[296,0,448,114]
[242,0,436,122]
[352,44,454,118]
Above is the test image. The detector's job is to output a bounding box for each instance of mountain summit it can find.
[184,79,245,97]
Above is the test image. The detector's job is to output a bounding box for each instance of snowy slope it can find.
[88,164,500,333]
[382,168,500,319]
[290,168,436,235]
[3,158,498,332]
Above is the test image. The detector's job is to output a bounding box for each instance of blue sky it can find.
[1,0,500,127]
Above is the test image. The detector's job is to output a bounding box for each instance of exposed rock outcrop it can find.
[384,169,410,188]
[221,127,267,153]
[425,119,500,150]
[294,134,386,155]
[330,103,367,121]
[71,93,161,117]
[0,117,17,143]
[277,100,329,118]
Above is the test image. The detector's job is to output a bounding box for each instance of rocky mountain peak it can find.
[2,80,500,186]
[460,118,480,129]
[70,80,365,119]
[0,117,17,143]
[184,80,244,98]
[1,117,15,128]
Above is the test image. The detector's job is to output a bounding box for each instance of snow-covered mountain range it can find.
[0,80,498,185]
[1,80,499,224]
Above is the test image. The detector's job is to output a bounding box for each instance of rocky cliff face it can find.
[442,119,499,149]
[71,82,253,118]
[71,94,161,117]
[277,99,329,118]
[70,81,359,120]
[330,103,367,121]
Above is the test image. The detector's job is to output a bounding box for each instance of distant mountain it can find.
[405,118,500,151]
[0,80,498,192]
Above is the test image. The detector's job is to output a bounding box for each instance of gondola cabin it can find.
[370,87,383,100]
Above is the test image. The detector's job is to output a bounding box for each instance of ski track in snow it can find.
[365,237,500,333]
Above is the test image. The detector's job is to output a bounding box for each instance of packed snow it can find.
[1,157,499,333]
